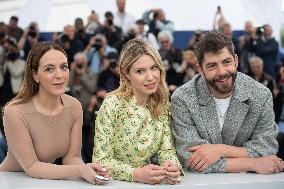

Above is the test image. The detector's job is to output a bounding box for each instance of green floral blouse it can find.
[93,94,182,181]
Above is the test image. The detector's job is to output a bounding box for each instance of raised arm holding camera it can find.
[0,37,25,106]
[99,11,122,51]
[84,34,117,74]
[17,22,43,60]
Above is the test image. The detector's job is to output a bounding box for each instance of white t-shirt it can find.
[213,96,232,130]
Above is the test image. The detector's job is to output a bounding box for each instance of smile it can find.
[144,82,156,89]
[53,82,65,86]
[215,75,231,83]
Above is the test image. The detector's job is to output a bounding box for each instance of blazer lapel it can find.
[200,103,223,144]
[197,77,223,144]
[221,99,249,145]
[221,73,251,145]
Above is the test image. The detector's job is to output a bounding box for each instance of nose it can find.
[216,64,227,76]
[55,68,64,78]
[146,70,154,81]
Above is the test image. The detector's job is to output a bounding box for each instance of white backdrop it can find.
[0,0,282,40]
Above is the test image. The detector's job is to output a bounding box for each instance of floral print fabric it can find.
[93,94,181,181]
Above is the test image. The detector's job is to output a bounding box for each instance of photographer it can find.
[238,21,257,74]
[74,17,89,47]
[97,52,120,92]
[187,29,204,50]
[99,11,122,51]
[212,6,226,32]
[135,19,159,50]
[7,16,23,41]
[142,8,175,37]
[178,49,197,77]
[17,23,38,56]
[85,10,101,35]
[84,33,117,74]
[0,22,7,163]
[117,26,138,51]
[158,30,182,66]
[0,37,25,106]
[0,22,7,67]
[254,24,279,78]
[17,22,44,60]
[68,52,98,162]
[61,25,84,63]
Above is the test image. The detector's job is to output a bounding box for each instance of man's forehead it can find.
[204,48,231,59]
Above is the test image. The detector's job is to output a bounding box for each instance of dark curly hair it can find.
[195,31,235,66]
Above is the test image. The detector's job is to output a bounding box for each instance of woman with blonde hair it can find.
[0,41,110,185]
[93,39,182,184]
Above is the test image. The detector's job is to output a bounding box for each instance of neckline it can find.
[32,95,65,117]
[129,95,148,108]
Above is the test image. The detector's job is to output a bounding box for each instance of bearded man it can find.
[171,31,283,174]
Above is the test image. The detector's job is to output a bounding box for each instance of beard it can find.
[205,72,237,95]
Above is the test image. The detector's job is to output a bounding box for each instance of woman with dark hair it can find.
[0,41,110,185]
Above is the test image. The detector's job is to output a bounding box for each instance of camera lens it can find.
[109,60,117,68]
[29,25,35,30]
[92,38,103,50]
[76,64,83,69]
[107,19,113,26]
[28,31,37,38]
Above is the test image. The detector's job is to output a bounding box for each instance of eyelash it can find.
[136,65,159,73]
[45,65,69,72]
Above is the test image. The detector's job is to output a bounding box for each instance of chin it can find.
[51,90,66,97]
[146,88,158,95]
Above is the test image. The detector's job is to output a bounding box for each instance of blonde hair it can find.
[112,39,169,118]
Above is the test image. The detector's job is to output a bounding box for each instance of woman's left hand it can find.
[163,160,181,184]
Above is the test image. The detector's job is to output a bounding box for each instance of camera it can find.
[0,32,5,40]
[107,19,113,26]
[76,64,83,69]
[28,25,37,38]
[60,34,70,43]
[256,26,264,37]
[92,38,103,50]
[109,60,117,69]
[217,6,221,12]
[126,30,136,40]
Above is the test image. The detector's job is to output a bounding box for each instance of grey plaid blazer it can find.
[171,72,278,173]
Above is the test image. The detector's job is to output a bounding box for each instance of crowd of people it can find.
[0,0,284,185]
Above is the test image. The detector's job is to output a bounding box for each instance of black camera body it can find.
[109,60,117,69]
[256,26,264,37]
[93,38,103,50]
[107,19,113,26]
[76,64,83,69]
[28,25,37,38]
